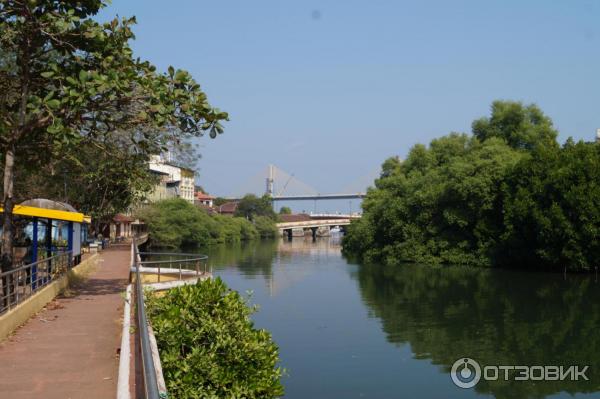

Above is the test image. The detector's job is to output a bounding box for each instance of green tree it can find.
[344,133,522,266]
[16,131,156,226]
[279,206,292,215]
[253,215,279,238]
[137,199,272,248]
[472,100,558,151]
[499,140,600,270]
[0,0,227,270]
[234,194,276,221]
[343,101,600,271]
[213,197,228,207]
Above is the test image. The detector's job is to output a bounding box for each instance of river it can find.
[180,238,600,399]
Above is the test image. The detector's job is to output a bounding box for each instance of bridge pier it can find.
[284,228,293,241]
[310,227,318,242]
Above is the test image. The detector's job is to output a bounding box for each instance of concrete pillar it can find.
[285,229,293,241]
[311,227,318,241]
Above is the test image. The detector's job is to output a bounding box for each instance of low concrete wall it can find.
[0,254,99,342]
[130,266,207,284]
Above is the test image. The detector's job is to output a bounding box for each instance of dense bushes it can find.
[146,278,284,399]
[343,101,600,271]
[137,198,277,248]
[254,215,279,238]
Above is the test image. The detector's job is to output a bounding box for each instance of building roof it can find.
[113,214,134,223]
[218,202,238,214]
[20,198,78,212]
[195,202,217,214]
[195,191,215,200]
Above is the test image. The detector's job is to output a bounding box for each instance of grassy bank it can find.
[137,198,278,248]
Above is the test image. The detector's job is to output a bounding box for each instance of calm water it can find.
[186,238,600,398]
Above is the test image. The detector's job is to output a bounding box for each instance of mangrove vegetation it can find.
[343,101,600,271]
[138,198,278,248]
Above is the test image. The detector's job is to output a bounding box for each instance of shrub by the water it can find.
[146,278,284,399]
[254,215,279,238]
[137,198,277,248]
[343,101,600,271]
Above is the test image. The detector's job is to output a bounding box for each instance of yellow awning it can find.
[0,205,85,223]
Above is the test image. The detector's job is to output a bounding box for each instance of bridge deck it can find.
[276,219,352,229]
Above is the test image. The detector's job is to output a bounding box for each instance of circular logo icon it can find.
[451,358,481,389]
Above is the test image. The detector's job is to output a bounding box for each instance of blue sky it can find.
[100,1,600,201]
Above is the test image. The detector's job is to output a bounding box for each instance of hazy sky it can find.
[100,1,600,199]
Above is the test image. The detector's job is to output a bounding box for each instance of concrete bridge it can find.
[276,219,353,240]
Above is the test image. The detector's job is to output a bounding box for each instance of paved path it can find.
[0,244,131,399]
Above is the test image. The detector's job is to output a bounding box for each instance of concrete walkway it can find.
[0,244,131,399]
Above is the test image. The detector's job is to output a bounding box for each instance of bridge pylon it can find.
[265,164,274,196]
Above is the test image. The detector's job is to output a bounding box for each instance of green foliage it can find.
[138,199,212,248]
[344,133,523,266]
[146,278,284,399]
[213,197,229,207]
[343,101,599,271]
[234,194,277,221]
[499,140,600,270]
[138,199,278,248]
[472,100,558,151]
[1,0,227,168]
[279,206,292,215]
[254,215,279,238]
[0,0,227,265]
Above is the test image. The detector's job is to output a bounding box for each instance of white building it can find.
[149,155,195,203]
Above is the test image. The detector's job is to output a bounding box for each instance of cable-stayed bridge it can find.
[226,164,378,202]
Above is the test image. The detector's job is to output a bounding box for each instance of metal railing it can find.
[132,237,210,399]
[138,252,209,282]
[132,239,161,399]
[0,251,73,314]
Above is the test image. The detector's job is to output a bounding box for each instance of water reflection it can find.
[155,239,600,398]
[208,238,343,297]
[354,262,600,398]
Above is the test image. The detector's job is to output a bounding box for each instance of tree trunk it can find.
[1,147,15,273]
[1,148,16,309]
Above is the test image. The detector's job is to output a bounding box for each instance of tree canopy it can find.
[234,194,277,221]
[0,0,228,269]
[279,206,292,215]
[343,101,600,271]
[137,199,277,248]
